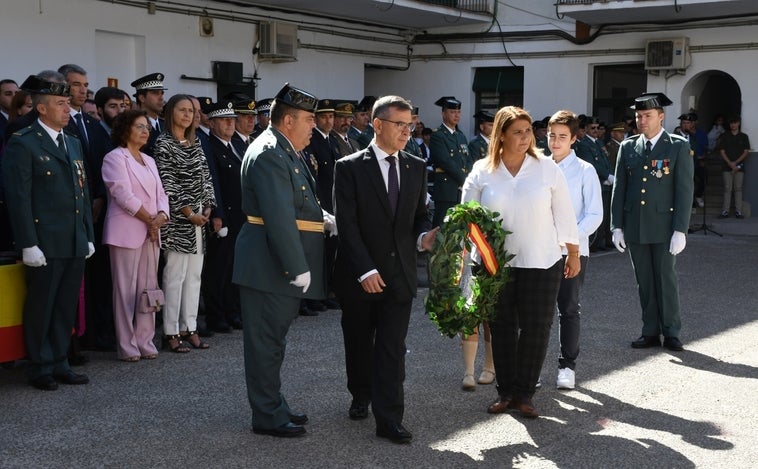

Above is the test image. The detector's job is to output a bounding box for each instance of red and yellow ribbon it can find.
[468,222,498,275]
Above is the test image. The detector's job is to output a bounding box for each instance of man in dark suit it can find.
[611,92,694,352]
[0,79,18,143]
[429,96,472,228]
[233,83,329,438]
[333,95,438,444]
[201,100,244,332]
[59,64,115,353]
[131,73,166,156]
[2,75,94,390]
[355,96,377,150]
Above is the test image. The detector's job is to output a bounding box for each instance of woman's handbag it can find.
[139,241,164,314]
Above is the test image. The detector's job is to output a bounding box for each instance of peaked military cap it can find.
[206,100,237,119]
[196,96,214,114]
[274,83,318,112]
[131,72,167,92]
[677,112,697,121]
[255,98,273,115]
[316,99,335,113]
[473,110,495,123]
[233,98,257,115]
[20,75,70,96]
[434,96,462,110]
[610,122,626,132]
[631,92,673,110]
[334,100,357,116]
[355,96,377,113]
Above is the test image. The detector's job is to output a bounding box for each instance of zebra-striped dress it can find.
[153,133,216,254]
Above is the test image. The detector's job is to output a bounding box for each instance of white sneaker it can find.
[556,368,575,390]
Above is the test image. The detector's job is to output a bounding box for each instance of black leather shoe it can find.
[631,335,661,348]
[299,305,319,317]
[305,300,327,312]
[349,400,369,420]
[663,337,684,351]
[288,412,309,425]
[53,371,89,385]
[210,322,233,333]
[252,422,306,438]
[323,298,341,310]
[376,422,412,444]
[29,375,58,391]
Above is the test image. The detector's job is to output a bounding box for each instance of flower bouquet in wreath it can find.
[425,200,514,338]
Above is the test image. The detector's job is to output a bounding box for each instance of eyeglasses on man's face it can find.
[379,118,413,132]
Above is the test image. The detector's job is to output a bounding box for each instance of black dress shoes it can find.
[299,301,319,316]
[305,300,327,312]
[631,335,661,348]
[288,412,309,425]
[323,298,341,310]
[349,400,369,420]
[252,422,306,438]
[210,322,233,333]
[376,422,412,444]
[663,337,684,351]
[30,375,59,391]
[54,371,90,385]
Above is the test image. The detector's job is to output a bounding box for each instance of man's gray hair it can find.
[57,64,87,79]
[32,70,67,106]
[372,95,412,120]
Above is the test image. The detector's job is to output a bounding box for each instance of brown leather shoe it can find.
[515,397,539,419]
[486,396,513,414]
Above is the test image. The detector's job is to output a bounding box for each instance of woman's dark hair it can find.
[7,90,31,123]
[163,93,196,141]
[111,109,148,148]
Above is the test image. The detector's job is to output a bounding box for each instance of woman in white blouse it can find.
[461,106,580,419]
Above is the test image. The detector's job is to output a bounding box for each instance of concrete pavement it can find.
[1,212,756,468]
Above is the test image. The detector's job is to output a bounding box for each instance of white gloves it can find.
[217,226,229,238]
[669,231,686,256]
[606,174,615,185]
[22,246,47,267]
[290,271,311,293]
[612,228,626,253]
[323,212,338,237]
[86,242,95,259]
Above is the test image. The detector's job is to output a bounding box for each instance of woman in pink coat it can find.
[102,110,170,361]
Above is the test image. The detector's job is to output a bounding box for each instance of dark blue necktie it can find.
[387,155,399,216]
[645,140,652,156]
[75,113,88,152]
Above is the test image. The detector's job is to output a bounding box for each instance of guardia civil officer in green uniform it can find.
[355,95,377,150]
[429,96,472,227]
[233,83,333,438]
[2,75,94,390]
[403,106,423,159]
[610,92,693,352]
[468,110,495,161]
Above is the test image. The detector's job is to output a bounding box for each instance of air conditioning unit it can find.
[645,37,690,71]
[259,22,298,61]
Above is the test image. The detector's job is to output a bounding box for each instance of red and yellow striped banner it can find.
[468,223,498,276]
[0,263,27,362]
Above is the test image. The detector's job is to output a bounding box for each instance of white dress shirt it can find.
[554,150,603,256]
[462,155,579,269]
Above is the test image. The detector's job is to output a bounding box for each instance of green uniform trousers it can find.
[628,242,681,337]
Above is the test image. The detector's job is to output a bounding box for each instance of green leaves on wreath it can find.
[425,201,514,338]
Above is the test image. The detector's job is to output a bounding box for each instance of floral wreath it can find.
[425,201,514,338]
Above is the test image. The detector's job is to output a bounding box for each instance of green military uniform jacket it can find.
[2,121,93,257]
[467,134,489,161]
[356,125,374,150]
[610,131,694,244]
[232,127,326,299]
[404,136,423,159]
[575,135,611,188]
[429,124,472,202]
